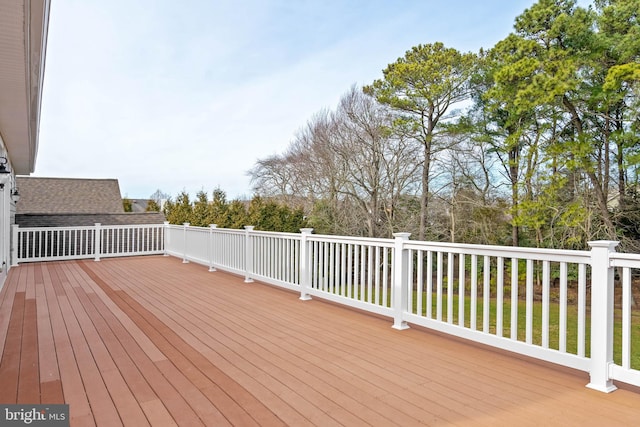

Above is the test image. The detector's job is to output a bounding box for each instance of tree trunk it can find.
[450,202,456,243]
[615,112,626,211]
[509,145,519,247]
[587,170,617,239]
[562,95,616,239]
[419,143,431,241]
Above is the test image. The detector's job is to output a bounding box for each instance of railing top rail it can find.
[168,224,247,235]
[17,224,165,232]
[308,233,395,248]
[610,252,640,261]
[100,223,165,229]
[246,229,302,239]
[610,252,640,268]
[166,224,192,230]
[404,240,591,263]
[16,225,97,232]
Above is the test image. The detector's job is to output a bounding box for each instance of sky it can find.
[35,0,593,201]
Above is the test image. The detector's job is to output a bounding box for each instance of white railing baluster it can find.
[511,258,519,340]
[436,251,443,322]
[347,244,352,298]
[359,245,366,302]
[367,245,374,304]
[331,242,337,294]
[470,254,477,331]
[323,241,329,292]
[426,251,433,319]
[447,252,454,324]
[496,256,504,337]
[559,262,567,353]
[526,259,534,344]
[416,250,423,316]
[408,249,414,312]
[374,246,381,306]
[483,255,490,334]
[382,247,388,307]
[43,229,48,258]
[313,240,319,289]
[622,267,631,370]
[459,253,465,328]
[340,243,346,297]
[354,245,360,299]
[542,260,550,348]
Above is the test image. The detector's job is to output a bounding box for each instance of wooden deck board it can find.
[42,263,93,420]
[99,261,410,426]
[17,298,39,404]
[55,292,123,426]
[104,263,513,425]
[0,291,24,403]
[2,256,640,426]
[0,267,20,356]
[36,264,62,388]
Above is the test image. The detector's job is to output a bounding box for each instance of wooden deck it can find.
[1,256,639,426]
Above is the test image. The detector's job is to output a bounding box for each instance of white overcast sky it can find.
[35,0,593,200]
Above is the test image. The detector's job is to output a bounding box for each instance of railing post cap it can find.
[183,222,190,226]
[244,225,255,231]
[587,240,619,250]
[163,221,170,225]
[300,228,314,234]
[209,224,217,229]
[393,232,411,240]
[95,223,101,226]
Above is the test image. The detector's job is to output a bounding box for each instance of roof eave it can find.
[1,0,51,175]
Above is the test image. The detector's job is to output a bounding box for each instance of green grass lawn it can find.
[409,291,640,370]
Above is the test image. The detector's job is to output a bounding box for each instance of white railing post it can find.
[163,221,170,256]
[94,223,102,261]
[10,224,19,266]
[182,223,190,263]
[209,224,217,272]
[587,240,619,393]
[392,232,411,330]
[299,228,314,301]
[244,226,255,283]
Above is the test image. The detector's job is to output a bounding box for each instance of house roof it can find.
[16,177,125,214]
[0,0,50,174]
[130,199,153,213]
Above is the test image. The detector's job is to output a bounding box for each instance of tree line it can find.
[161,188,306,233]
[248,0,640,251]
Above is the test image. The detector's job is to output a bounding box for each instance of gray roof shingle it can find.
[16,177,125,214]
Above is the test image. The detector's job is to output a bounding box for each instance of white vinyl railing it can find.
[305,232,395,318]
[400,239,592,373]
[609,251,640,388]
[11,222,640,392]
[12,223,165,263]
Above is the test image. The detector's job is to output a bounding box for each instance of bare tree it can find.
[249,86,423,237]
